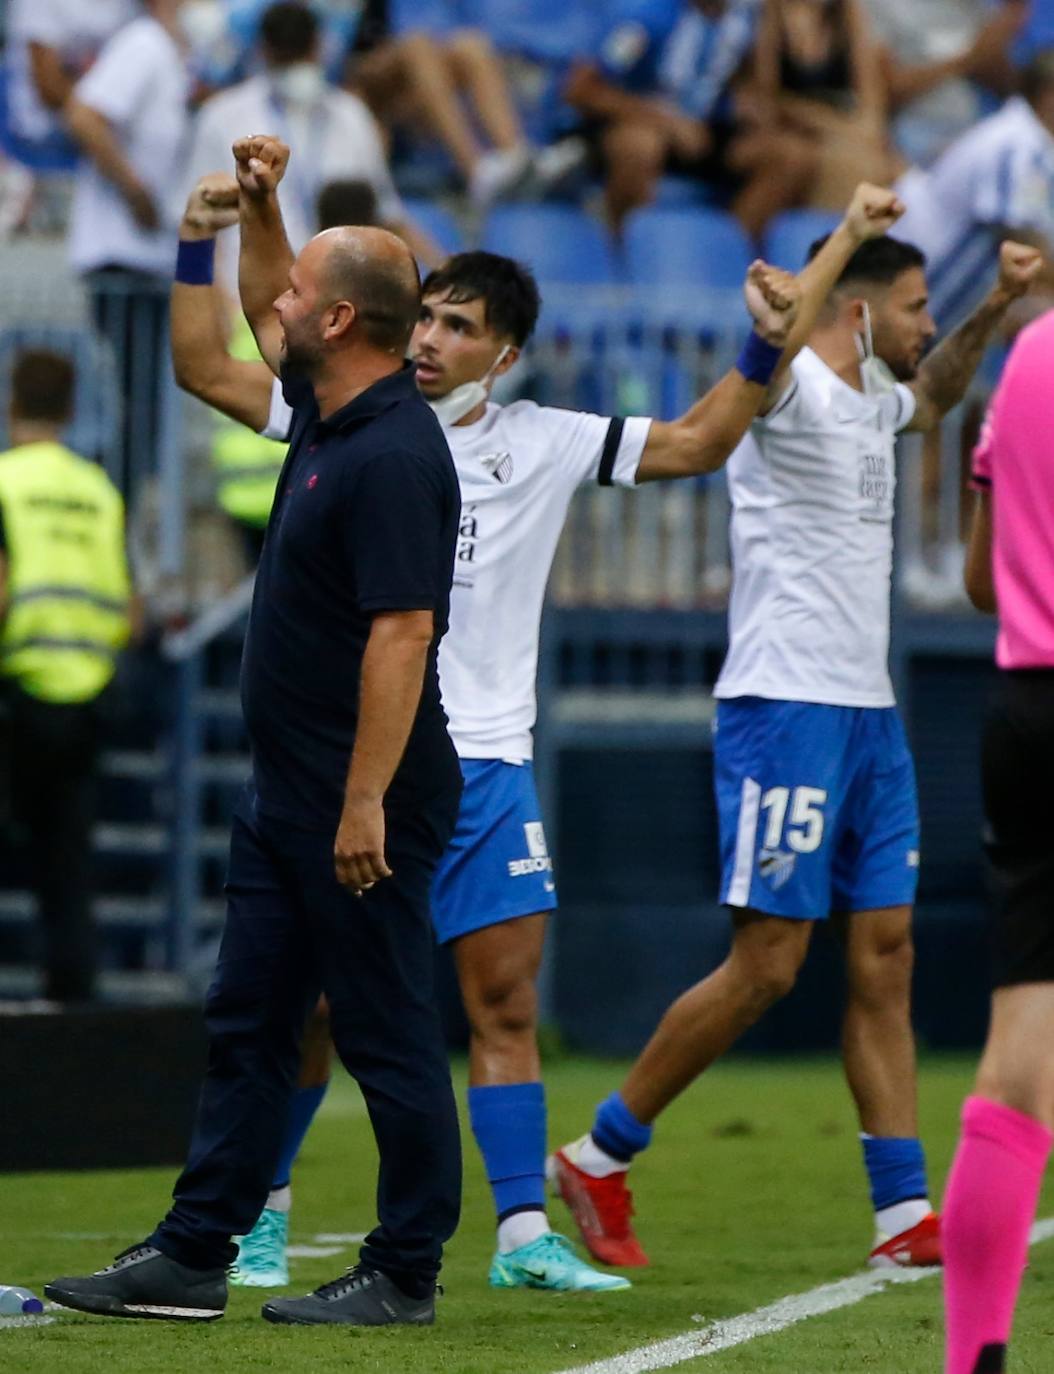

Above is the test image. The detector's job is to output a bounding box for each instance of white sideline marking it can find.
[287,1245,343,1259]
[554,1217,1054,1374]
[313,1233,367,1245]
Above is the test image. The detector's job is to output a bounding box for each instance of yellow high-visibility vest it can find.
[212,318,286,529]
[0,441,131,704]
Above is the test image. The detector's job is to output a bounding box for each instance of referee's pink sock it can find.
[943,1095,1053,1374]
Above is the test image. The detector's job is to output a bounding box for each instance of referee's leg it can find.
[288,805,462,1298]
[152,792,320,1270]
[943,671,1054,1374]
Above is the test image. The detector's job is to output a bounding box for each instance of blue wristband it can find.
[175,237,215,286]
[735,330,783,385]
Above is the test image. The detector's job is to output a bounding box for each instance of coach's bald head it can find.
[312,226,421,355]
[277,226,422,380]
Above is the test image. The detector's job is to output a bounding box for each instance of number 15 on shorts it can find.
[760,786,828,853]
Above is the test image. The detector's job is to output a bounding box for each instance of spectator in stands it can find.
[751,0,895,202]
[0,350,134,1004]
[187,1,439,287]
[355,0,577,208]
[867,0,1025,165]
[198,0,369,89]
[896,48,1054,328]
[64,0,193,490]
[565,0,818,239]
[3,0,136,161]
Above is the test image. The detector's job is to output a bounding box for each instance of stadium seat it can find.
[623,208,753,289]
[763,209,842,272]
[481,204,618,285]
[401,198,466,257]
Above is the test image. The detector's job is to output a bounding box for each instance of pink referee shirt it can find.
[971,310,1054,669]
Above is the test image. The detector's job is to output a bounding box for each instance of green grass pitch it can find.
[5,1054,1054,1373]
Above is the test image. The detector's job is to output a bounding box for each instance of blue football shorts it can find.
[714,697,920,920]
[431,759,558,945]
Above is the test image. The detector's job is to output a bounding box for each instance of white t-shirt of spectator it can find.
[185,74,405,294]
[69,17,190,277]
[5,0,137,144]
[863,0,988,165]
[714,348,917,710]
[895,96,1054,324]
[261,382,651,760]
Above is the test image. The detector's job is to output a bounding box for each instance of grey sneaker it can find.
[45,1244,227,1322]
[261,1264,436,1326]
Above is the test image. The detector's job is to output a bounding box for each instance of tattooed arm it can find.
[907,241,1042,432]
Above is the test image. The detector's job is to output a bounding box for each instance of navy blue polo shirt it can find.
[240,363,461,831]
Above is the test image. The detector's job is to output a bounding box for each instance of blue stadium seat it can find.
[763,209,841,272]
[401,198,466,257]
[482,204,618,285]
[623,208,753,289]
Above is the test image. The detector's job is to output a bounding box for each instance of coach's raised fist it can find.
[181,173,239,239]
[997,241,1044,298]
[232,135,290,199]
[844,184,905,243]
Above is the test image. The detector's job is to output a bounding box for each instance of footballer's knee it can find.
[729,916,810,1009]
[466,967,539,1045]
[847,914,915,1011]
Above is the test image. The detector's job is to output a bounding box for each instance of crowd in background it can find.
[0,0,1053,612]
[0,0,1049,255]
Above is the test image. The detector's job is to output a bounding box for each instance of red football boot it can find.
[868,1211,942,1268]
[547,1138,649,1268]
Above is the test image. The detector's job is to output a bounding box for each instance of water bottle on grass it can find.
[0,1286,44,1315]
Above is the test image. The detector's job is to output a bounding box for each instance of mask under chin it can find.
[428,381,488,425]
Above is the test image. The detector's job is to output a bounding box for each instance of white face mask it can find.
[270,62,327,107]
[427,346,512,426]
[855,301,897,397]
[179,0,228,52]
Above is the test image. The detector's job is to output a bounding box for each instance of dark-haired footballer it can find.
[552,235,1043,1275]
[162,164,904,1297]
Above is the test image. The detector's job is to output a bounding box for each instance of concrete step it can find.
[0,890,225,930]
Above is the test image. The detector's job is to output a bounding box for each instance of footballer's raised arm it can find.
[635,183,906,483]
[172,174,275,432]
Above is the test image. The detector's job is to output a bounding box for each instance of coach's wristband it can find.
[175,237,215,286]
[735,330,783,386]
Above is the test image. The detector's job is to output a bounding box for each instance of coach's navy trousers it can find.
[149,784,462,1297]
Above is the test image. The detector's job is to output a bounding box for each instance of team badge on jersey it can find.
[479,450,514,484]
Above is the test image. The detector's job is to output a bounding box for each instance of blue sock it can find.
[860,1134,928,1211]
[592,1091,652,1163]
[272,1082,329,1191]
[467,1082,547,1221]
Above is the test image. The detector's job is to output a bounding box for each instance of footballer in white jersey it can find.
[168,155,915,1290]
[553,231,1044,1277]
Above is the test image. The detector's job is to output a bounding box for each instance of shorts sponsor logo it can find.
[508,821,554,878]
[907,849,920,868]
[524,822,548,858]
[759,847,796,890]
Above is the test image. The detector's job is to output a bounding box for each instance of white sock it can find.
[266,1185,292,1213]
[497,1208,550,1253]
[875,1197,930,1239]
[576,1132,630,1178]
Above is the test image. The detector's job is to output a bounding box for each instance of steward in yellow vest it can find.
[0,349,133,1003]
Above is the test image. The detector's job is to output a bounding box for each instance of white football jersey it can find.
[714,348,916,710]
[262,382,650,758]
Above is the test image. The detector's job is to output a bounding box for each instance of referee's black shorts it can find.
[982,668,1054,987]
